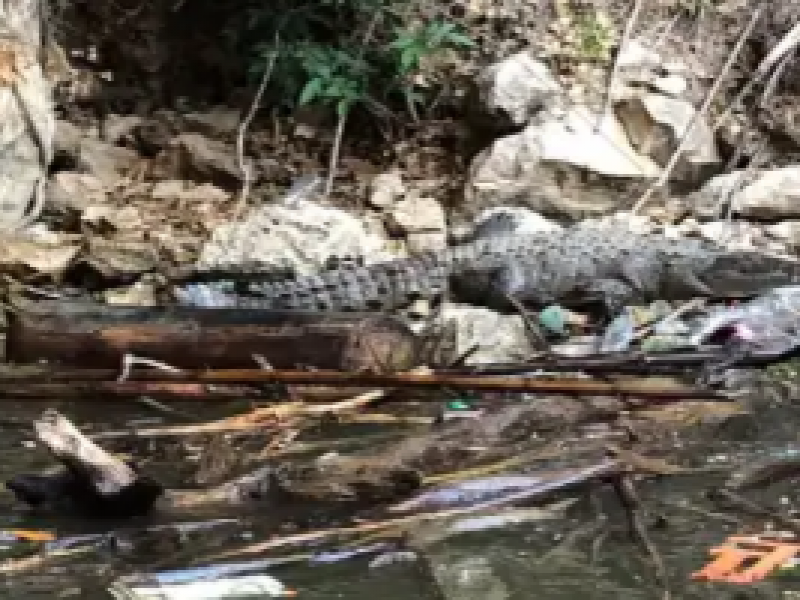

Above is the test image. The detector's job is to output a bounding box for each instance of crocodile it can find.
[172,224,800,315]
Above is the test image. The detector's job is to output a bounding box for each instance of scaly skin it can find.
[173,226,800,314]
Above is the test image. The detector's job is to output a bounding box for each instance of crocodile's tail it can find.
[173,253,456,311]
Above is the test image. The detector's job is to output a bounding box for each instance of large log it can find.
[4,300,419,371]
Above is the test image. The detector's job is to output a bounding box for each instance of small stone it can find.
[369,170,406,209]
[652,74,687,97]
[184,107,240,139]
[150,179,186,201]
[389,195,446,235]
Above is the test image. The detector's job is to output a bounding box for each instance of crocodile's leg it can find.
[578,278,638,322]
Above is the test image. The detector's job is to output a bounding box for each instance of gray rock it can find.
[184,107,241,140]
[75,139,140,188]
[166,133,242,189]
[475,52,562,128]
[102,114,143,145]
[47,172,108,212]
[150,180,229,203]
[54,119,141,187]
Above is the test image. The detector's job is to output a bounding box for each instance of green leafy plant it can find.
[575,11,615,61]
[231,1,474,122]
[390,20,474,75]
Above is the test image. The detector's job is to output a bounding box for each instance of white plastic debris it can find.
[108,573,295,599]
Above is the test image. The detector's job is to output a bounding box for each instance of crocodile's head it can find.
[695,252,800,298]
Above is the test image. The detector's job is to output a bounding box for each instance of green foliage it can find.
[228,0,474,121]
[574,12,614,60]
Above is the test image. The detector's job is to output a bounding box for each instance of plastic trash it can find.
[538,305,588,336]
[688,286,800,353]
[281,175,323,208]
[0,529,55,560]
[599,306,636,352]
[108,573,295,599]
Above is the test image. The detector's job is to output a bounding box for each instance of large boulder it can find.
[466,106,660,219]
[195,184,398,276]
[472,52,563,129]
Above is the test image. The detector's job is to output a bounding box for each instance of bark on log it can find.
[5,300,419,371]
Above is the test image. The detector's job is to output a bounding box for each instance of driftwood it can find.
[7,409,635,518]
[6,409,420,516]
[4,300,419,371]
[7,410,164,517]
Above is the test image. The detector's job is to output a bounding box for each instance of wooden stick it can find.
[0,369,725,400]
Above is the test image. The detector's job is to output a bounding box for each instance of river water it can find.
[0,373,799,600]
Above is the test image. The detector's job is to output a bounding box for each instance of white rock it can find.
[369,170,406,209]
[652,74,688,97]
[581,211,658,235]
[47,172,108,210]
[536,106,661,176]
[427,304,534,365]
[766,221,800,243]
[389,194,447,252]
[616,39,663,69]
[690,167,800,220]
[150,179,186,201]
[615,93,719,167]
[467,106,659,218]
[476,52,563,127]
[196,199,397,275]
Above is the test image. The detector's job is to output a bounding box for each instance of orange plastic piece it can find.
[692,535,800,583]
[9,529,56,542]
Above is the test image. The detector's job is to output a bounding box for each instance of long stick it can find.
[0,368,725,400]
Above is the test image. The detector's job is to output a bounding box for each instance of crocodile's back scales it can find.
[174,226,800,313]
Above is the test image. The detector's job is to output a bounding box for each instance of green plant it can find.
[230,1,474,122]
[575,11,615,60]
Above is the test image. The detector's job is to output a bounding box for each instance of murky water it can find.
[1,379,800,600]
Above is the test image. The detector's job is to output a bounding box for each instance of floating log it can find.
[4,300,419,371]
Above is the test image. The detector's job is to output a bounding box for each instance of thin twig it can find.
[596,0,645,132]
[614,475,670,598]
[760,51,793,107]
[323,110,347,201]
[632,4,765,215]
[716,20,800,130]
[233,35,280,218]
[322,10,381,201]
